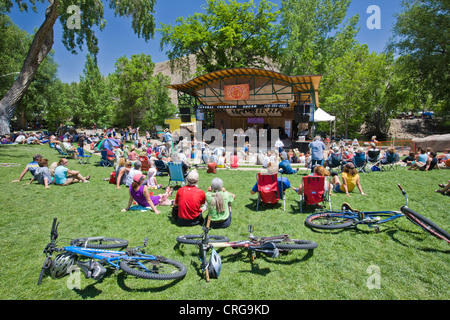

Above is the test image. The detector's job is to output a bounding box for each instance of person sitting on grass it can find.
[121,173,173,214]
[206,178,236,229]
[172,170,206,227]
[28,158,53,188]
[408,152,439,171]
[435,180,450,195]
[330,162,366,197]
[54,158,90,186]
[278,154,297,174]
[11,154,42,183]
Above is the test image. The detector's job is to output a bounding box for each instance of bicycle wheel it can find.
[70,237,129,249]
[119,255,187,280]
[271,239,318,250]
[401,206,450,243]
[176,234,229,245]
[305,212,354,230]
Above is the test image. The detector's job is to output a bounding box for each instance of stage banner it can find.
[224,84,250,101]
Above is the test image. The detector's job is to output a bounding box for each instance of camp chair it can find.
[154,159,169,175]
[353,152,367,173]
[139,156,150,173]
[366,150,381,172]
[380,152,399,171]
[60,143,77,158]
[327,153,342,173]
[77,147,92,164]
[168,162,186,186]
[300,176,330,213]
[100,150,115,167]
[256,172,286,212]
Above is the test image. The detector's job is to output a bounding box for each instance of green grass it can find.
[0,143,449,300]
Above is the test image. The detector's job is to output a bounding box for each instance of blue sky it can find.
[7,0,403,84]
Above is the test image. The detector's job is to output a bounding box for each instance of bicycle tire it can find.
[271,239,318,250]
[70,237,129,249]
[119,255,187,280]
[176,234,230,245]
[305,212,354,230]
[401,206,450,243]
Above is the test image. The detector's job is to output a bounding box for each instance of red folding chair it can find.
[139,156,150,173]
[300,176,331,213]
[256,172,286,212]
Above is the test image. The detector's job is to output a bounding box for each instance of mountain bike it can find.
[37,218,187,285]
[305,184,450,243]
[176,216,318,282]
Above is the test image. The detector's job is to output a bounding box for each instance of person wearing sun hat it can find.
[172,170,206,226]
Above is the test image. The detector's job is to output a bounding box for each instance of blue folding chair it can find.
[154,159,169,175]
[353,152,367,173]
[77,147,92,164]
[100,150,115,167]
[168,162,186,186]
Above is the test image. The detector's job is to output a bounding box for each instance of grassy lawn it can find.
[0,143,449,300]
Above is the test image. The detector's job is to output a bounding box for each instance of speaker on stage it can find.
[294,104,310,123]
[179,107,191,122]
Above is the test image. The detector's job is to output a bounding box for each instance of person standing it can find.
[308,136,326,172]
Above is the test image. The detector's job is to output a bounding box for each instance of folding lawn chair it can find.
[256,172,286,212]
[77,147,92,164]
[299,175,331,213]
[139,156,150,173]
[100,150,115,167]
[327,153,342,173]
[366,150,381,172]
[380,152,399,171]
[60,143,77,158]
[168,162,186,186]
[154,160,169,175]
[353,152,367,173]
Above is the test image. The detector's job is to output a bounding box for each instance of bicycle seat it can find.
[341,202,357,212]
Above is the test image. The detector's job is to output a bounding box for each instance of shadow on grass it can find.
[71,267,185,298]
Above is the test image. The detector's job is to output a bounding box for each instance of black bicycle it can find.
[305,185,450,243]
[177,216,318,281]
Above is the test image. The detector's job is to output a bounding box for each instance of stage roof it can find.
[167,68,321,108]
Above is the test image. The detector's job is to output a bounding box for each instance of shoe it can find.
[86,175,91,180]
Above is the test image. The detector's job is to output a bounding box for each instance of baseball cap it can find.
[186,170,199,185]
[133,173,145,183]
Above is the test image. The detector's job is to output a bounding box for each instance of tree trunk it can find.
[0,0,59,135]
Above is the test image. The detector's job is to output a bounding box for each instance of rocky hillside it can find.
[388,118,448,139]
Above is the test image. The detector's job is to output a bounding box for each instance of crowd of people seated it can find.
[7,125,449,230]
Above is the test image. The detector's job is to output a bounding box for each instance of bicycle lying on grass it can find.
[38,218,187,285]
[305,185,450,243]
[176,216,318,282]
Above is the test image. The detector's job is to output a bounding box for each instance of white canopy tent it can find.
[314,108,336,138]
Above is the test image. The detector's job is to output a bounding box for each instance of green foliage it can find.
[320,44,393,137]
[76,54,114,128]
[159,0,282,76]
[279,0,359,76]
[111,53,176,128]
[389,0,449,108]
[0,14,28,97]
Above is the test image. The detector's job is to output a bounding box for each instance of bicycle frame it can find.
[62,245,158,270]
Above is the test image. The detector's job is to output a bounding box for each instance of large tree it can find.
[388,0,449,110]
[159,0,282,78]
[279,0,359,76]
[111,53,176,128]
[0,0,157,135]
